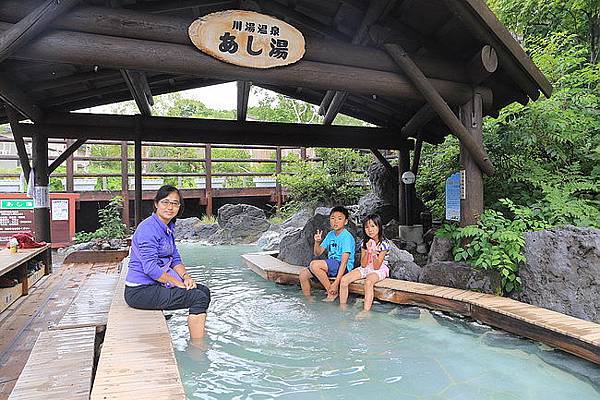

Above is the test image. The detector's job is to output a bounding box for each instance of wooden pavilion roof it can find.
[0,0,551,146]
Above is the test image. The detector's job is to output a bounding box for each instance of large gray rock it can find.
[383,219,400,240]
[174,217,218,241]
[418,261,502,294]
[357,192,398,225]
[280,208,312,230]
[427,236,453,263]
[518,225,600,323]
[257,230,281,251]
[367,161,398,206]
[278,208,358,267]
[388,242,421,281]
[208,204,270,244]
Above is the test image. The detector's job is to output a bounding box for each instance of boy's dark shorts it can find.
[308,258,344,281]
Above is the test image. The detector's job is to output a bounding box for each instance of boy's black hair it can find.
[361,213,385,248]
[153,184,184,217]
[329,205,349,220]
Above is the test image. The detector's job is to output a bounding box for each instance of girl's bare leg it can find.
[363,274,381,311]
[339,268,363,305]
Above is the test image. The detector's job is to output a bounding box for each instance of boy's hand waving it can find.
[314,229,323,243]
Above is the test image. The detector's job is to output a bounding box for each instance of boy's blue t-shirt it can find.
[320,229,355,271]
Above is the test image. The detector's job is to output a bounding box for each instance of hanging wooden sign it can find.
[189,10,305,69]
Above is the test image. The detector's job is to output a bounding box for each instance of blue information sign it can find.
[445,172,461,221]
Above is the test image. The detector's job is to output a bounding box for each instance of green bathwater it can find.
[168,244,600,400]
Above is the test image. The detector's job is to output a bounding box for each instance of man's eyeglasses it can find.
[158,199,181,208]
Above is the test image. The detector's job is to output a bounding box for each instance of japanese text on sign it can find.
[189,10,305,69]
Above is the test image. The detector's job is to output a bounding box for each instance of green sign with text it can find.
[1,200,34,209]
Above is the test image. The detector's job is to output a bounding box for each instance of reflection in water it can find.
[169,244,600,400]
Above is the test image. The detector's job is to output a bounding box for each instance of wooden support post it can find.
[134,139,142,226]
[204,143,213,217]
[120,69,153,116]
[383,43,495,176]
[300,147,307,160]
[48,138,86,173]
[459,94,484,226]
[397,148,410,226]
[32,131,50,243]
[0,0,79,63]
[66,139,74,192]
[5,107,31,181]
[236,81,251,122]
[411,135,423,176]
[121,141,130,229]
[323,91,349,125]
[275,146,282,209]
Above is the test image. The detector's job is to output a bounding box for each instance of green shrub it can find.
[75,196,128,243]
[437,199,553,295]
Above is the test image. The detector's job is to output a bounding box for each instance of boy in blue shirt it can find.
[299,206,355,301]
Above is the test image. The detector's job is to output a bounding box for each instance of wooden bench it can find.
[8,326,96,400]
[90,263,186,400]
[0,245,51,314]
[242,251,600,365]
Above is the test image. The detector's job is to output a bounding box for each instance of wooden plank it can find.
[242,252,600,365]
[52,273,118,330]
[63,250,129,265]
[90,264,185,400]
[0,283,23,314]
[8,327,96,400]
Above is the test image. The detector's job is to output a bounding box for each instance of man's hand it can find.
[314,229,323,243]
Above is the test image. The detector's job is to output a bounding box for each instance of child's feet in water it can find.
[355,310,370,320]
[323,293,338,302]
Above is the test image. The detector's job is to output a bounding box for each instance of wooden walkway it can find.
[7,327,96,400]
[90,264,186,400]
[51,273,118,330]
[242,252,600,365]
[0,261,120,399]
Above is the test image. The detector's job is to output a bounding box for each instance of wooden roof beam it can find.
[236,81,251,122]
[1,24,491,107]
[120,69,153,116]
[16,112,414,150]
[0,0,79,64]
[48,138,87,173]
[401,45,499,139]
[0,3,472,83]
[384,43,495,175]
[370,148,395,174]
[0,70,43,122]
[443,0,550,99]
[125,0,236,14]
[321,0,395,125]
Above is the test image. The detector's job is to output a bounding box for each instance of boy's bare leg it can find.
[309,260,332,293]
[299,268,313,296]
[363,274,381,311]
[339,269,362,305]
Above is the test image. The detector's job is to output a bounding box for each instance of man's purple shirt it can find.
[126,213,183,286]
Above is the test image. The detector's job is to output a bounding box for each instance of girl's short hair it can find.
[362,213,385,248]
[153,185,184,217]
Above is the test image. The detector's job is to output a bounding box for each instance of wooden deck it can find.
[7,327,96,400]
[242,252,600,365]
[51,273,119,330]
[90,264,186,400]
[0,260,120,399]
